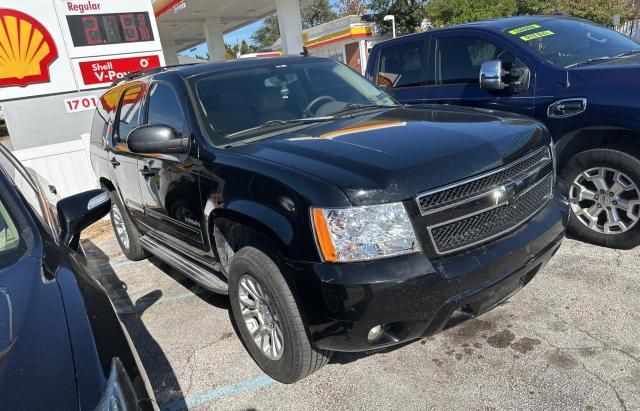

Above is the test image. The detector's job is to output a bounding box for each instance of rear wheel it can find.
[108,190,149,260]
[560,148,640,249]
[228,247,332,383]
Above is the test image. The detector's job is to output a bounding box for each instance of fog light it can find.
[368,325,383,341]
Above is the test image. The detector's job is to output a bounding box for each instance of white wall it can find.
[12,138,98,199]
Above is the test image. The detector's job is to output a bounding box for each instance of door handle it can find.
[110,157,120,168]
[139,165,153,177]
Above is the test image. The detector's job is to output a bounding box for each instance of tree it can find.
[368,0,428,35]
[425,0,633,28]
[300,0,337,29]
[541,0,633,26]
[251,15,280,51]
[337,0,367,17]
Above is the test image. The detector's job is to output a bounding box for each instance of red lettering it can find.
[82,15,102,45]
[119,14,138,42]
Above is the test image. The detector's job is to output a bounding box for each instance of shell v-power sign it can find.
[0,0,164,101]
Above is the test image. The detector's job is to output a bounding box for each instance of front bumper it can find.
[285,191,568,352]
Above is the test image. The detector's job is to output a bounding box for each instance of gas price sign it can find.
[55,0,164,89]
[0,0,164,100]
[66,12,154,46]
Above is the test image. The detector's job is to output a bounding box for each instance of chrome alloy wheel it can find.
[570,167,640,234]
[111,203,130,250]
[238,274,284,360]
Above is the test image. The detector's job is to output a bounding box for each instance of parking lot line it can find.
[160,374,276,411]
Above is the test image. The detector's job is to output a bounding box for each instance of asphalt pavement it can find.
[82,222,640,410]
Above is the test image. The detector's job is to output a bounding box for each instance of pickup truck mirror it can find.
[127,124,189,154]
[57,189,111,249]
[480,60,507,91]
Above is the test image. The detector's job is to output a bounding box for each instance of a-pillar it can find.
[161,39,179,66]
[275,0,303,55]
[204,18,226,61]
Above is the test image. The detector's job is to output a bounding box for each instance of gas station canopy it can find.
[152,0,304,63]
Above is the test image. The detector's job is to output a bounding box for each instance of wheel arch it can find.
[205,201,298,273]
[555,127,640,168]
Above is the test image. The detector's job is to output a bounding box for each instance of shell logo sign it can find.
[0,8,58,88]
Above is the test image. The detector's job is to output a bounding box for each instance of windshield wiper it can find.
[262,116,335,126]
[328,103,400,117]
[566,56,615,68]
[613,49,640,58]
[224,116,334,145]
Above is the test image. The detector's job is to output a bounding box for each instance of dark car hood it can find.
[0,255,78,410]
[231,106,549,205]
[570,54,640,80]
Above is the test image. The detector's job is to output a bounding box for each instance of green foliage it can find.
[337,0,368,17]
[368,0,429,35]
[251,15,281,51]
[541,0,633,26]
[425,0,633,28]
[301,0,338,29]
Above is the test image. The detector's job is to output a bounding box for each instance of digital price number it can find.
[66,12,154,47]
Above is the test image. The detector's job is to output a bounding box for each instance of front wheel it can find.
[559,148,640,249]
[108,190,149,260]
[228,247,332,383]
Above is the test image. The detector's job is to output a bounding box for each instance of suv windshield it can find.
[191,59,396,145]
[507,18,640,68]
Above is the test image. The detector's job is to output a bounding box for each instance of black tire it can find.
[228,247,332,383]
[559,148,640,249]
[107,190,149,261]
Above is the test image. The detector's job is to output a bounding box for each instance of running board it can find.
[139,235,228,294]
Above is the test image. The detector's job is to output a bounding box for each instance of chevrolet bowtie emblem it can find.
[493,178,526,205]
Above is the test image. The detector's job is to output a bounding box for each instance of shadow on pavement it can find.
[82,239,188,410]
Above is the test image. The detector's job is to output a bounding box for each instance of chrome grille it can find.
[417,147,552,215]
[429,174,553,254]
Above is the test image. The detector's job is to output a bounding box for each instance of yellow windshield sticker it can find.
[508,24,540,35]
[520,30,554,41]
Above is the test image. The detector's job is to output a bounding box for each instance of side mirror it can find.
[480,60,507,91]
[127,124,188,154]
[57,189,111,249]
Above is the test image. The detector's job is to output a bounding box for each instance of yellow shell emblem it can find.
[0,8,58,88]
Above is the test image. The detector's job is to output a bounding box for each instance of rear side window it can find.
[377,40,426,88]
[146,83,186,135]
[436,36,514,85]
[116,85,145,143]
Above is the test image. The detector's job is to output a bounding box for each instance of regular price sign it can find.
[54,0,164,89]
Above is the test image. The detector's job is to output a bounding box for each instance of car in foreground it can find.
[0,145,157,410]
[366,15,640,249]
[90,56,568,383]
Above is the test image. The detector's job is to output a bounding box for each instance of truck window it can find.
[506,18,640,68]
[436,37,515,85]
[147,83,186,136]
[116,85,145,143]
[377,41,427,88]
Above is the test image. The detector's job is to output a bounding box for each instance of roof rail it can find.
[109,63,201,87]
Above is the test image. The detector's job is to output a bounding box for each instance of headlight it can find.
[311,202,419,262]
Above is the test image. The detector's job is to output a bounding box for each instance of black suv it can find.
[90,56,567,383]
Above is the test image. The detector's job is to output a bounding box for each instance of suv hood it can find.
[232,106,550,205]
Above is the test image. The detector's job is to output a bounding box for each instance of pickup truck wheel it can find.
[108,191,149,261]
[560,148,640,249]
[228,247,332,383]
